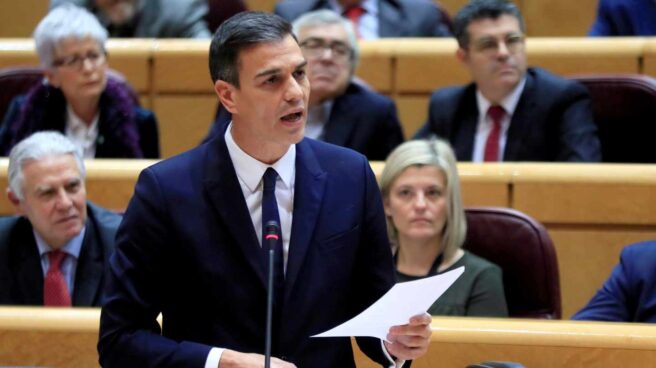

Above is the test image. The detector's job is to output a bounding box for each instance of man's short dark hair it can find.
[209,11,296,87]
[453,0,525,48]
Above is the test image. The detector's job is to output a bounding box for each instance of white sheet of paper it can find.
[312,266,464,341]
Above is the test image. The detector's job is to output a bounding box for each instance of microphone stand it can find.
[264,221,280,368]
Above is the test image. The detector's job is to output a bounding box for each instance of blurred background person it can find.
[572,240,656,322]
[206,0,248,34]
[0,4,159,158]
[380,139,508,317]
[50,0,211,38]
[0,132,121,306]
[274,0,452,38]
[589,0,656,36]
[414,0,600,162]
[207,9,404,160]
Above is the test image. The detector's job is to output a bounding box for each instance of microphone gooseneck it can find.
[264,220,280,368]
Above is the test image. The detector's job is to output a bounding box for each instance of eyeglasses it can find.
[470,33,525,55]
[300,38,352,62]
[53,50,107,70]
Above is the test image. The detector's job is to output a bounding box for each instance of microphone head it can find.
[265,221,280,236]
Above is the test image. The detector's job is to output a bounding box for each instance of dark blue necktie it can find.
[262,168,284,309]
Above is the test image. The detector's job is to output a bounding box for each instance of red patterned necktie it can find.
[343,6,365,38]
[484,105,506,162]
[44,250,72,306]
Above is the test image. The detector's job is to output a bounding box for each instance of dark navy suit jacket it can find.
[205,82,404,160]
[0,203,120,306]
[98,132,396,367]
[274,0,451,37]
[414,67,601,162]
[589,0,656,36]
[572,241,656,322]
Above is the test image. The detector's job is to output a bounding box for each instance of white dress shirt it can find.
[206,123,402,368]
[472,77,527,162]
[65,104,99,158]
[305,100,333,140]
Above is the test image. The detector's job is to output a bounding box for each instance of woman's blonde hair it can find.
[380,139,467,260]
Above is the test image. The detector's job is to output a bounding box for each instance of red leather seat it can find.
[464,207,561,319]
[569,74,656,163]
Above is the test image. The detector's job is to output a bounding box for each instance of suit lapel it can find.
[284,140,326,300]
[12,220,44,305]
[321,93,356,147]
[72,211,104,306]
[504,73,536,161]
[454,88,479,161]
[202,134,266,287]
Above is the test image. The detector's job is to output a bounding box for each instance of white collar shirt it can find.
[65,105,99,158]
[472,77,526,162]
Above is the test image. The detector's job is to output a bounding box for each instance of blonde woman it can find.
[380,139,508,316]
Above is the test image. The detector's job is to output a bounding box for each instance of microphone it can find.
[264,221,280,368]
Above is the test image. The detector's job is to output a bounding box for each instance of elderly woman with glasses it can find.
[380,139,508,317]
[0,4,159,158]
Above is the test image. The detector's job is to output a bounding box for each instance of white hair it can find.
[292,9,360,70]
[34,3,108,68]
[8,131,86,201]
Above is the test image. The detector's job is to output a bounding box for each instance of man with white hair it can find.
[0,131,121,306]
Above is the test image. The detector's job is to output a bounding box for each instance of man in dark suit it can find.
[414,0,601,162]
[0,131,120,307]
[98,11,431,368]
[207,9,405,160]
[572,241,656,322]
[274,0,451,38]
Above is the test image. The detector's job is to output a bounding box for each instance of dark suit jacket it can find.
[589,0,656,36]
[206,82,404,160]
[98,133,396,367]
[414,67,601,162]
[274,0,451,37]
[0,203,121,306]
[572,241,656,322]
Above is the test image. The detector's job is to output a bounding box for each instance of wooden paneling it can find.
[153,95,217,158]
[152,40,214,94]
[642,39,656,76]
[392,39,468,92]
[526,38,644,76]
[0,307,100,368]
[395,95,430,138]
[549,228,656,318]
[356,42,394,93]
[512,164,656,225]
[521,0,598,37]
[355,317,656,367]
[0,0,48,38]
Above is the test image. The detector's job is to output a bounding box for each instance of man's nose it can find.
[55,190,73,209]
[284,77,305,102]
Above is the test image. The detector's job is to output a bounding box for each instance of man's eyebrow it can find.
[255,60,308,79]
[255,68,281,79]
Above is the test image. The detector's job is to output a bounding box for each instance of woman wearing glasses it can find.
[0,4,159,158]
[380,139,508,317]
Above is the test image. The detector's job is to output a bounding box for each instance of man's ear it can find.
[7,190,23,215]
[456,47,468,64]
[214,80,238,115]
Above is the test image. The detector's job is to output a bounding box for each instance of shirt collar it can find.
[475,76,527,116]
[224,122,296,194]
[34,225,86,259]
